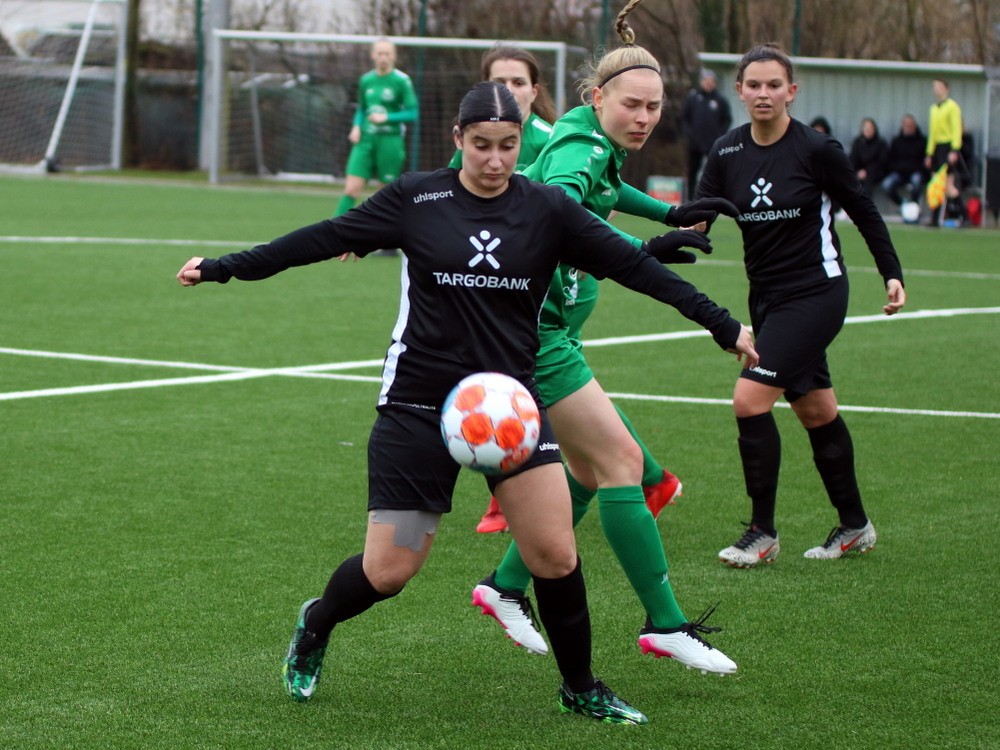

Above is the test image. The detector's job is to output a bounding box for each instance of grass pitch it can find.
[1,173,997,749]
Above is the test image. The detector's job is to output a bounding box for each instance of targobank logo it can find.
[432,229,530,290]
[750,177,773,208]
[468,230,501,269]
[738,177,802,222]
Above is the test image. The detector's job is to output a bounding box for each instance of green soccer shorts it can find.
[345,133,406,183]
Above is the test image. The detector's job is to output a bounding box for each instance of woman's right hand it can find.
[176,257,205,286]
[728,324,759,369]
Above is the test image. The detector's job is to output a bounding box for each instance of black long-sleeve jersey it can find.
[198,168,741,408]
[698,120,904,292]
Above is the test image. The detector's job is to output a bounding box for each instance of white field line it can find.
[604,392,1000,420]
[583,306,1000,348]
[1,309,998,418]
[0,236,255,248]
[4,235,1000,281]
[0,348,383,402]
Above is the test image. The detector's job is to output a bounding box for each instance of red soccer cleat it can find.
[643,470,683,519]
[476,495,509,533]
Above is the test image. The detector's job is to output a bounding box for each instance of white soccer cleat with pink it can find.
[637,605,737,675]
[471,574,548,656]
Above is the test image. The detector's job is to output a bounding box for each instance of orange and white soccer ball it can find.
[441,372,541,475]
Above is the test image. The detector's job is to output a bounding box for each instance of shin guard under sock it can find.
[808,414,867,529]
[598,485,685,629]
[305,553,397,640]
[737,412,781,535]
[533,558,594,694]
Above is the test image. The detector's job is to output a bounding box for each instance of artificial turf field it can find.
[1,173,997,749]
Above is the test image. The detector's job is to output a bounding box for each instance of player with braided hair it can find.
[471,0,743,676]
[452,44,692,536]
[178,80,756,724]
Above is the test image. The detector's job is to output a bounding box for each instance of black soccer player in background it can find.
[177,81,756,725]
[696,44,906,568]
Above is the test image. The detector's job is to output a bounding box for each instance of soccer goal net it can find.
[206,30,576,184]
[0,0,126,173]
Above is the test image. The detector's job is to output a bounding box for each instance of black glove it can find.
[643,230,713,264]
[664,197,740,229]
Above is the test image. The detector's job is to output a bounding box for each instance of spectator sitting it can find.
[849,117,889,199]
[880,114,928,207]
[809,116,833,136]
[809,116,842,216]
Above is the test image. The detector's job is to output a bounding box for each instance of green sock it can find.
[566,469,597,526]
[614,404,664,487]
[597,485,685,629]
[334,194,356,217]
[493,467,596,594]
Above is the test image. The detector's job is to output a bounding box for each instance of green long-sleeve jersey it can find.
[352,68,419,137]
[523,105,673,331]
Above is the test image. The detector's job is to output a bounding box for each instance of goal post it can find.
[0,0,127,174]
[206,30,573,184]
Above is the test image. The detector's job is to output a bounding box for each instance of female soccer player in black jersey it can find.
[696,45,906,568]
[177,81,756,725]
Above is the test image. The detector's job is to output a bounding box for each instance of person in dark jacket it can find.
[849,118,889,199]
[880,114,928,206]
[809,116,833,137]
[681,69,732,200]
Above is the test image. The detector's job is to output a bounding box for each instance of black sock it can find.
[808,415,867,529]
[305,553,398,641]
[737,412,781,536]
[532,557,594,694]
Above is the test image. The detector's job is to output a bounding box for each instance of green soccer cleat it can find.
[282,598,327,702]
[558,680,648,725]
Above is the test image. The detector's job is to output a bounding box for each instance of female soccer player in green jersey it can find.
[447,45,556,176]
[457,45,688,536]
[471,0,743,675]
[335,39,419,218]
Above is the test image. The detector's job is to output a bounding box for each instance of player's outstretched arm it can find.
[728,325,759,369]
[176,257,205,286]
[883,278,906,316]
[664,197,739,229]
[644,229,713,264]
